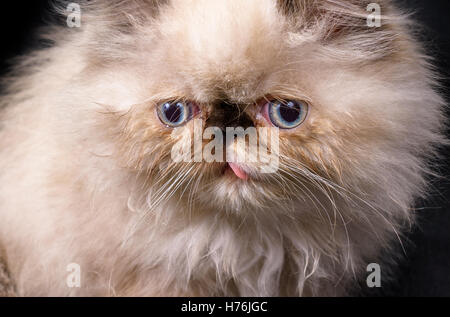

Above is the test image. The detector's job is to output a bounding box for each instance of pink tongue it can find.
[228,163,249,180]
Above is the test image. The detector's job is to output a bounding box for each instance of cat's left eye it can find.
[262,99,308,129]
[157,100,196,127]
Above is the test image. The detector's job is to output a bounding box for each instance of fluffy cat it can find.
[0,0,446,296]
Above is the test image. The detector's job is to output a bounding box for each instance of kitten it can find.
[0,0,446,296]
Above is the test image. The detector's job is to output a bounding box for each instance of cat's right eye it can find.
[157,100,197,127]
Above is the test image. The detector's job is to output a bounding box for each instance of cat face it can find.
[87,0,442,215]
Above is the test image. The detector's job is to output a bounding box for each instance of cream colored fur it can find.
[0,0,446,296]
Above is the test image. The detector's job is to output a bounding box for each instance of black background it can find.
[0,1,449,297]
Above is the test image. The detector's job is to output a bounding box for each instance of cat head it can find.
[69,0,444,217]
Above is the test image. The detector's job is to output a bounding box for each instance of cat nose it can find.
[216,101,254,130]
[226,112,254,129]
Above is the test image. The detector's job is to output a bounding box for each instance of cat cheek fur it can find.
[0,0,446,296]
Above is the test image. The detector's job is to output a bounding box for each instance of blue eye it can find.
[267,100,308,129]
[157,101,194,127]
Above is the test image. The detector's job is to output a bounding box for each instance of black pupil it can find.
[279,101,301,123]
[163,102,183,123]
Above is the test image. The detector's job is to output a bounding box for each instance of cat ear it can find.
[277,0,392,17]
[68,0,169,24]
[58,0,169,63]
[278,0,395,31]
[279,0,407,62]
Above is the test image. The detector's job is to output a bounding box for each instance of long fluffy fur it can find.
[0,0,446,296]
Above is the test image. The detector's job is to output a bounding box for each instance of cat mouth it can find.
[224,163,249,181]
